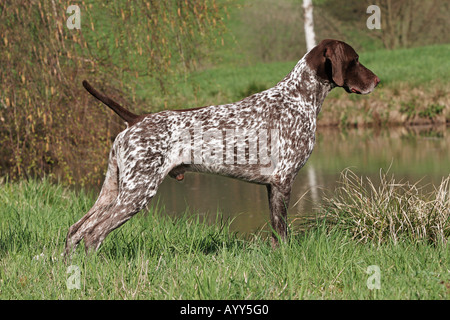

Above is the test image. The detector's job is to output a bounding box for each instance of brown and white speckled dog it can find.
[65,39,379,255]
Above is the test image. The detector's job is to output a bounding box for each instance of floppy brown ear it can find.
[324,44,345,87]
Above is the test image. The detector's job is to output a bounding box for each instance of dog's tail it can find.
[82,80,140,125]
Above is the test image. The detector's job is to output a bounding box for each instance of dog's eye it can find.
[355,57,359,63]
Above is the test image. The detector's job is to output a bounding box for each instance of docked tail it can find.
[82,80,140,125]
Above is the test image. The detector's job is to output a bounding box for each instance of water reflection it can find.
[154,125,450,236]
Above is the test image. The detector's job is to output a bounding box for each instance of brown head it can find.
[305,39,380,94]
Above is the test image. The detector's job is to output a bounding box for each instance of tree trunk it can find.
[303,0,316,51]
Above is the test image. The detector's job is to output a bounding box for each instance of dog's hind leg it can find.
[81,191,152,253]
[81,161,167,253]
[70,147,169,254]
[65,148,119,257]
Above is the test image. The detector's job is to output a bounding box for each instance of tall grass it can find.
[324,169,450,245]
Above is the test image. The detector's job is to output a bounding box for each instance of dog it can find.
[65,39,379,255]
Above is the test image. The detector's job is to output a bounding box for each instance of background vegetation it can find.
[0,0,227,185]
[0,0,449,185]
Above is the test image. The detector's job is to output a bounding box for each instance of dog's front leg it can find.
[266,183,292,247]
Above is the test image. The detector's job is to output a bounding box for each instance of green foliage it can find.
[418,104,445,120]
[400,99,418,119]
[400,99,446,121]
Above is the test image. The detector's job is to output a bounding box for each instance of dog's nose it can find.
[374,76,380,86]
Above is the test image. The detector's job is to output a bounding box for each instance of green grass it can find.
[138,43,450,112]
[0,178,449,299]
[358,44,450,87]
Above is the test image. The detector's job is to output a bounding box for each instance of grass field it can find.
[132,43,450,128]
[0,178,448,299]
[169,43,450,107]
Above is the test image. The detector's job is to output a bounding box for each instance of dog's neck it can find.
[277,57,335,116]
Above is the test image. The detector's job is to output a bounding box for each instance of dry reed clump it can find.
[323,169,450,245]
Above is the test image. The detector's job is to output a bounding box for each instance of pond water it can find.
[153,125,450,236]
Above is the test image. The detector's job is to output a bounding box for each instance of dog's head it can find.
[306,39,380,94]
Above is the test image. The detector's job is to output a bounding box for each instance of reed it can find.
[323,169,450,245]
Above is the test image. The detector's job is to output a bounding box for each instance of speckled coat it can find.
[65,39,379,255]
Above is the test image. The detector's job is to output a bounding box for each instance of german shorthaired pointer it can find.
[65,39,379,255]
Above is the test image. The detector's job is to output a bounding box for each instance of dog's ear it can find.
[324,42,345,87]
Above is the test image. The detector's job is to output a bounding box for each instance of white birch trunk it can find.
[303,0,316,51]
